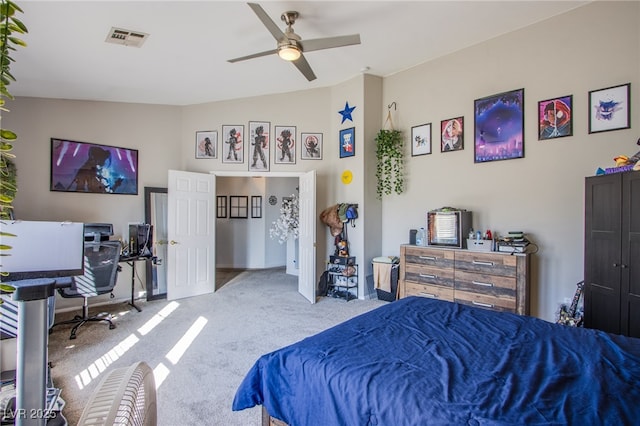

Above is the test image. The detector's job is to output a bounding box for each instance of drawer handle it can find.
[472,260,494,266]
[472,301,494,308]
[419,255,437,261]
[419,273,436,279]
[471,280,494,287]
[419,292,438,298]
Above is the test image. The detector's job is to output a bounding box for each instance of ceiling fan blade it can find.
[227,48,278,63]
[292,54,317,82]
[247,2,286,41]
[300,34,361,53]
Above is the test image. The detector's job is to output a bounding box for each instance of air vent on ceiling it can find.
[105,27,149,48]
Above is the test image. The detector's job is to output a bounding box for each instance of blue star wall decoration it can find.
[338,102,356,123]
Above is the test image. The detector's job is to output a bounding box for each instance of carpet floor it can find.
[48,267,386,425]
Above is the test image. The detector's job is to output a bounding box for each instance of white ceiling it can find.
[10,1,590,106]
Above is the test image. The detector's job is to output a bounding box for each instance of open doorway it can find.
[211,170,316,303]
[215,176,298,288]
[216,176,298,272]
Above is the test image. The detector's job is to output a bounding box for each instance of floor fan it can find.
[78,362,157,426]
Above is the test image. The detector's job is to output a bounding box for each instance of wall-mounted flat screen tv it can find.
[50,138,138,195]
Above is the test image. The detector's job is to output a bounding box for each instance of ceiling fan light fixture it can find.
[278,45,301,61]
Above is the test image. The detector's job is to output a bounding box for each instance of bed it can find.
[232,296,640,425]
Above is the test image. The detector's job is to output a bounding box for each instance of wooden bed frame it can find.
[262,407,286,426]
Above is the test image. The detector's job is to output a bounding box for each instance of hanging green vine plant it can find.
[0,0,26,221]
[0,0,27,292]
[375,129,404,199]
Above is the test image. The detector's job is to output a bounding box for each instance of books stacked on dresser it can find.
[497,232,530,253]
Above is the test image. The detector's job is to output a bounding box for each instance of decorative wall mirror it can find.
[251,195,262,218]
[144,186,168,300]
[230,195,249,218]
[217,195,227,218]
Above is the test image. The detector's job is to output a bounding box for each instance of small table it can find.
[118,255,152,312]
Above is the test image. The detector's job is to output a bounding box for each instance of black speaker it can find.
[409,229,417,245]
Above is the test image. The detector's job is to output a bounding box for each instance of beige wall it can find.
[8,99,181,310]
[380,1,639,320]
[6,1,639,320]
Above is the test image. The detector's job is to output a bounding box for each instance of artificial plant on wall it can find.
[0,0,26,220]
[0,0,27,288]
[375,105,404,199]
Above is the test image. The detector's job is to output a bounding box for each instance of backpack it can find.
[345,205,358,227]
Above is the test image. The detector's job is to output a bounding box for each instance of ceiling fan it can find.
[227,3,361,82]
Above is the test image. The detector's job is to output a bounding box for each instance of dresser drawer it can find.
[454,290,516,313]
[403,246,454,269]
[404,281,454,301]
[404,263,454,288]
[454,251,517,277]
[454,270,517,295]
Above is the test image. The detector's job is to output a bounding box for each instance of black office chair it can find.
[52,240,122,339]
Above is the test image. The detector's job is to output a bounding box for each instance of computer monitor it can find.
[0,220,85,281]
[84,222,114,242]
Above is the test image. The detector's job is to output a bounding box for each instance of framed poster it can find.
[301,132,323,160]
[440,117,464,152]
[588,83,630,134]
[249,121,270,171]
[339,127,355,158]
[50,138,138,194]
[221,125,244,163]
[411,123,432,156]
[195,130,217,158]
[274,125,296,164]
[474,88,525,163]
[538,95,573,140]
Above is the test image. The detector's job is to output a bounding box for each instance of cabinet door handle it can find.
[613,263,620,267]
[472,260,494,266]
[472,280,494,287]
[419,273,436,279]
[419,292,438,298]
[420,255,437,261]
[621,264,628,269]
[472,301,494,308]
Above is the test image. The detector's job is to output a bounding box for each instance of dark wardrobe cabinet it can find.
[584,172,640,337]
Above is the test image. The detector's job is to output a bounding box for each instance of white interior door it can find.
[167,170,216,300]
[298,170,316,303]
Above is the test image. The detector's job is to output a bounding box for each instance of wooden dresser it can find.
[399,245,530,315]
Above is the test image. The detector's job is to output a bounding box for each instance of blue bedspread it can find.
[232,297,640,425]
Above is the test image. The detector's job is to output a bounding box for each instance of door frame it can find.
[211,171,316,303]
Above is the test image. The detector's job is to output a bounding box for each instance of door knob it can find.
[170,240,179,245]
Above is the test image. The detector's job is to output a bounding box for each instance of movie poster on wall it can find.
[50,138,138,194]
[473,88,524,163]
